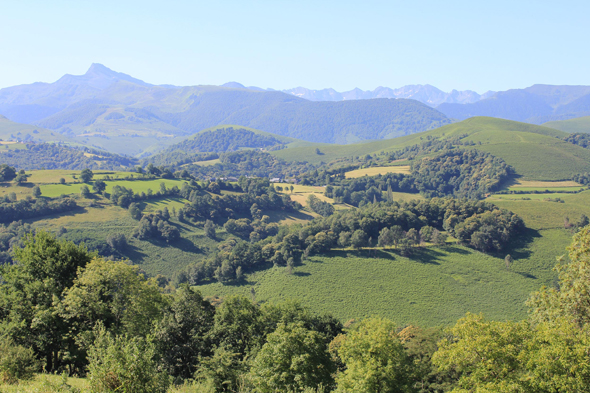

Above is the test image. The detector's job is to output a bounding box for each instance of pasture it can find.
[195,228,566,326]
[489,190,590,231]
[345,165,411,178]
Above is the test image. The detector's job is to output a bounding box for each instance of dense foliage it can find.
[181,150,315,179]
[167,127,284,153]
[0,221,32,264]
[564,132,590,148]
[0,143,137,170]
[0,164,17,182]
[411,149,513,198]
[312,148,513,202]
[179,177,300,222]
[0,197,78,224]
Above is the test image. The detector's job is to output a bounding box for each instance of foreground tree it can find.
[153,287,215,380]
[249,322,335,392]
[334,317,412,393]
[0,232,93,371]
[61,259,168,340]
[528,225,590,328]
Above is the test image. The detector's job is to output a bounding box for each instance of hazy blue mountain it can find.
[437,84,590,124]
[0,63,151,124]
[280,84,494,106]
[0,64,452,154]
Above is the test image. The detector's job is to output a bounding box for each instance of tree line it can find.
[177,198,524,286]
[0,197,78,224]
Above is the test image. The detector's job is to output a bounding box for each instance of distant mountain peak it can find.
[86,63,117,76]
[222,82,246,89]
[56,63,152,90]
[279,84,488,107]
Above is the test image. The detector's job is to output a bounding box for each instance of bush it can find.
[106,233,127,251]
[0,338,38,384]
[87,327,169,393]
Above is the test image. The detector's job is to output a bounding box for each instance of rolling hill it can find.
[0,115,73,144]
[543,116,590,134]
[272,117,590,180]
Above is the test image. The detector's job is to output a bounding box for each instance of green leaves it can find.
[334,317,412,393]
[249,322,335,393]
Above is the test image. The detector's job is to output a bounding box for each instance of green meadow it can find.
[195,228,566,327]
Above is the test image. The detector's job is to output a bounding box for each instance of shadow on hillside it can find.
[500,227,541,261]
[515,271,537,279]
[267,209,315,223]
[224,277,258,287]
[121,244,148,264]
[170,237,202,253]
[499,174,524,190]
[440,245,470,255]
[294,271,311,277]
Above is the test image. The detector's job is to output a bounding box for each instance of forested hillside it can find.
[0,143,137,170]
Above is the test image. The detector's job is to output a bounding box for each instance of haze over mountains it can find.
[280,85,496,106]
[1,63,590,157]
[0,64,451,155]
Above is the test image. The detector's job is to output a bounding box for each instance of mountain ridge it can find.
[0,64,452,155]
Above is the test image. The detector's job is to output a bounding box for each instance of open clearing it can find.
[345,165,411,178]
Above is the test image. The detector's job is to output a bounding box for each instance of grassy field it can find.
[195,229,565,327]
[345,165,411,178]
[0,141,27,150]
[511,180,583,188]
[23,170,134,184]
[0,373,90,392]
[187,158,220,167]
[33,178,189,198]
[489,190,590,231]
[544,116,590,134]
[140,197,189,213]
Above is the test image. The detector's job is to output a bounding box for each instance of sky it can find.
[1,0,589,93]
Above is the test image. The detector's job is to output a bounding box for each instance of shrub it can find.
[0,338,38,384]
[87,327,169,393]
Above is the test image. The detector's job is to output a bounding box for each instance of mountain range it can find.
[230,82,590,125]
[2,63,590,157]
[280,85,496,106]
[0,64,451,155]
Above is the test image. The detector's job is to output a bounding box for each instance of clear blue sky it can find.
[1,0,588,93]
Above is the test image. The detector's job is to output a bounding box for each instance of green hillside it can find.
[273,117,590,180]
[543,116,590,133]
[0,115,73,144]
